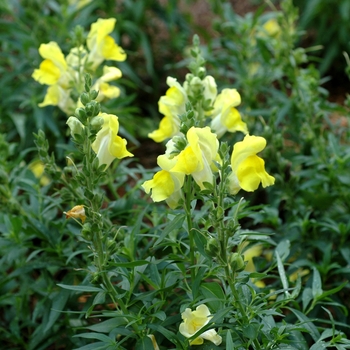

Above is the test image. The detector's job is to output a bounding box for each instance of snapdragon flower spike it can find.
[148,77,187,142]
[87,18,126,70]
[171,126,220,190]
[91,113,133,169]
[179,304,222,346]
[228,134,275,194]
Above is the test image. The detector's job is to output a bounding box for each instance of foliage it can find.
[1,0,350,349]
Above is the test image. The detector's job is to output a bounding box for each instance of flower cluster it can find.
[32,18,126,114]
[143,73,274,208]
[148,75,248,143]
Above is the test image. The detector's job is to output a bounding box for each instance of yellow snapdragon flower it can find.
[92,66,122,101]
[149,77,187,142]
[179,304,222,346]
[142,154,185,209]
[171,127,220,189]
[65,205,86,223]
[210,88,248,138]
[228,134,275,194]
[32,42,69,86]
[87,18,126,70]
[92,113,133,169]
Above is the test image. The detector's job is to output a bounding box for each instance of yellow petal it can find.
[237,155,275,192]
[148,116,177,143]
[222,108,248,134]
[142,170,175,201]
[231,135,266,172]
[32,59,61,85]
[102,35,126,61]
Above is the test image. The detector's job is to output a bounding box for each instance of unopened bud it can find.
[80,92,90,106]
[90,116,104,130]
[90,89,99,100]
[205,237,220,258]
[67,116,84,139]
[229,252,245,272]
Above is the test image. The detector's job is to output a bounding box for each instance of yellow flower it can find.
[242,243,266,288]
[262,18,281,37]
[87,18,126,70]
[179,304,222,346]
[92,66,122,101]
[65,205,86,223]
[149,77,187,142]
[28,160,50,186]
[228,134,275,194]
[32,42,69,86]
[142,154,185,208]
[289,268,310,283]
[91,113,133,169]
[210,88,248,138]
[38,84,75,114]
[171,127,220,190]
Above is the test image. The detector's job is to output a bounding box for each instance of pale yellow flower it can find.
[38,84,75,114]
[171,127,220,189]
[210,88,248,138]
[142,154,185,208]
[87,18,126,70]
[149,77,187,142]
[28,160,50,186]
[32,42,69,86]
[179,304,222,346]
[228,134,275,194]
[92,66,122,101]
[91,113,133,169]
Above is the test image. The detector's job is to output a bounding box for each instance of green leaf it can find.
[275,250,289,297]
[201,282,226,311]
[242,322,260,340]
[302,287,313,312]
[135,336,153,350]
[109,260,150,268]
[57,284,103,293]
[44,290,70,333]
[154,214,185,245]
[312,267,323,298]
[86,317,129,333]
[226,330,234,349]
[73,332,114,343]
[286,307,320,342]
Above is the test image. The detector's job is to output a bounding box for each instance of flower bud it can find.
[80,92,90,106]
[205,237,220,258]
[75,107,86,121]
[90,89,99,100]
[229,252,245,272]
[67,116,84,139]
[90,116,104,130]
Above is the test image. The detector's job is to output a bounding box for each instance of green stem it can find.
[184,176,196,290]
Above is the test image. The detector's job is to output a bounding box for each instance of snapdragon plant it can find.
[33,23,350,350]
